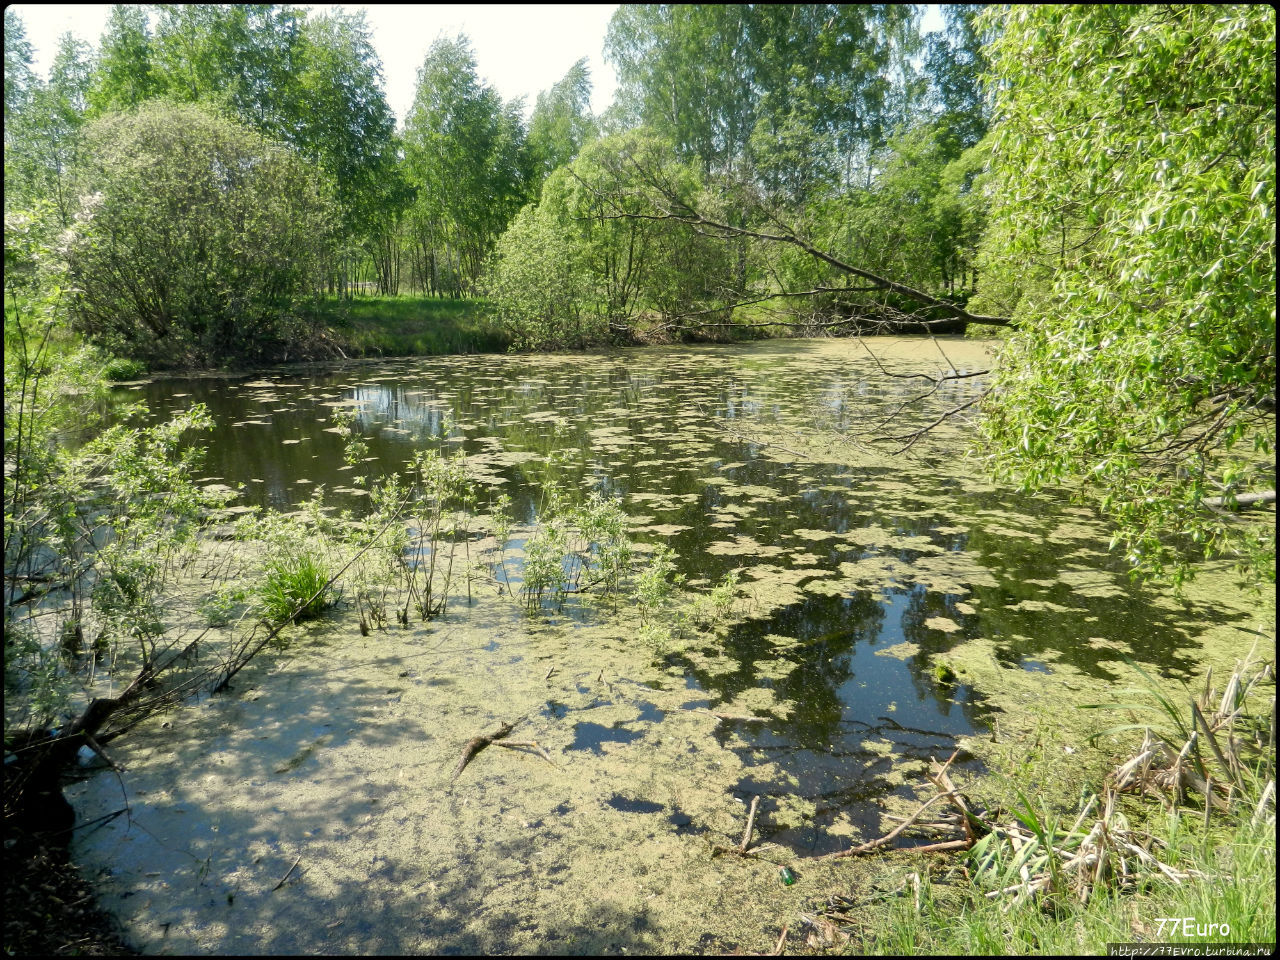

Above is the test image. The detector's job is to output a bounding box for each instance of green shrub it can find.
[101,354,148,381]
[65,100,336,368]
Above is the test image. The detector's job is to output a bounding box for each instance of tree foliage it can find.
[977,4,1276,585]
[293,8,407,292]
[403,35,528,297]
[606,4,919,195]
[922,3,991,157]
[5,32,96,223]
[148,3,306,134]
[65,100,335,368]
[525,57,596,195]
[484,132,734,349]
[3,8,36,130]
[88,4,165,115]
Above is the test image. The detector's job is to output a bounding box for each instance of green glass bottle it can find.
[779,866,795,886]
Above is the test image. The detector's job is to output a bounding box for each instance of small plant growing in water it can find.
[632,544,687,650]
[517,483,634,612]
[332,408,370,483]
[399,448,475,621]
[488,492,514,585]
[199,585,248,627]
[634,545,684,622]
[692,569,741,629]
[258,552,336,623]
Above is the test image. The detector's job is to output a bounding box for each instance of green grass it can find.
[851,653,1277,955]
[859,810,1275,954]
[310,294,512,357]
[258,552,337,623]
[6,292,151,379]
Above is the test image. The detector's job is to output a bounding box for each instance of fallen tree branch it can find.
[574,160,1016,330]
[697,709,768,724]
[450,721,516,782]
[812,790,963,861]
[740,795,761,854]
[490,739,558,769]
[271,854,302,892]
[1203,490,1275,510]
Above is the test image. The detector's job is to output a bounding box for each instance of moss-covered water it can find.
[71,339,1268,953]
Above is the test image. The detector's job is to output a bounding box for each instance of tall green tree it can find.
[922,3,991,157]
[150,3,305,138]
[977,4,1276,586]
[525,57,595,194]
[606,4,919,195]
[485,131,738,349]
[3,9,37,214]
[88,4,165,114]
[294,8,407,293]
[606,5,754,176]
[3,8,36,132]
[6,33,95,222]
[88,5,405,293]
[403,35,527,296]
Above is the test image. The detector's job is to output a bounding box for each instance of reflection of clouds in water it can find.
[348,383,453,440]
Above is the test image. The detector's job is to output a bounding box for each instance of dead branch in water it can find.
[450,721,515,782]
[697,708,767,724]
[812,789,963,861]
[491,739,559,769]
[271,854,302,892]
[740,795,761,853]
[711,794,780,859]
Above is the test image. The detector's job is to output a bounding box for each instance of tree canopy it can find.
[65,100,334,367]
[977,4,1275,585]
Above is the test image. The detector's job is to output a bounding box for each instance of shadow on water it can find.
[108,343,1252,864]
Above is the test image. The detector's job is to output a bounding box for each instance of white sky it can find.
[9,3,621,124]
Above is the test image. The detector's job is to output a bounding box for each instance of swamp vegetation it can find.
[4,3,1275,956]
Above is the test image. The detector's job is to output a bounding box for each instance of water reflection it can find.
[119,342,1246,828]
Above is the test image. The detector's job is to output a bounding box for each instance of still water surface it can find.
[75,339,1252,952]
[117,340,1235,776]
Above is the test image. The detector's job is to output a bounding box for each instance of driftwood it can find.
[491,739,559,769]
[450,721,515,782]
[697,709,767,724]
[812,789,964,861]
[806,749,978,861]
[712,794,774,859]
[271,854,302,892]
[771,925,789,955]
[1203,490,1275,510]
[740,794,761,852]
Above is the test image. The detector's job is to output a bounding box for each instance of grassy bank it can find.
[311,293,511,357]
[857,782,1275,954]
[842,655,1277,955]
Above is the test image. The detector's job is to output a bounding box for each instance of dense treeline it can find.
[4,4,991,352]
[4,4,1274,583]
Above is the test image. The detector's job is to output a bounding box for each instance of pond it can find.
[69,338,1261,954]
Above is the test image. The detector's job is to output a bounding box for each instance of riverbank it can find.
[309,294,512,358]
[2,825,136,956]
[852,649,1276,953]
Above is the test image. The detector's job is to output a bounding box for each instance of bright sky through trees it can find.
[10,3,622,123]
[11,4,948,123]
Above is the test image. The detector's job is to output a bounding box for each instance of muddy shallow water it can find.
[69,338,1266,953]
